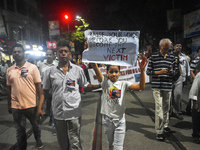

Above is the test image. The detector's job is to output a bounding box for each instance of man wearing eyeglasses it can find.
[146,38,179,141]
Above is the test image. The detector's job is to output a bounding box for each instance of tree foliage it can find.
[71,17,90,42]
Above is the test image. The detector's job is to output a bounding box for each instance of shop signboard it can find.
[192,36,200,53]
[46,41,57,49]
[49,20,60,38]
[184,9,200,38]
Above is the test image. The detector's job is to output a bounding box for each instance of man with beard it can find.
[7,44,44,149]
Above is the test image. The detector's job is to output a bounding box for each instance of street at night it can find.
[0,0,200,150]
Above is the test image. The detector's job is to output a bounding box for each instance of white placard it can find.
[83,30,140,66]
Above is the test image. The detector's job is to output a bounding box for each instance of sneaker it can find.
[156,134,165,141]
[36,139,43,149]
[164,127,171,133]
[52,126,57,136]
[174,113,184,120]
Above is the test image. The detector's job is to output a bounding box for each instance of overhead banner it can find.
[83,30,140,66]
[49,20,60,38]
[0,13,7,38]
[184,9,200,38]
[88,62,149,85]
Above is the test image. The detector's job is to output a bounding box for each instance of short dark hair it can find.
[107,65,120,72]
[57,41,71,52]
[175,41,182,45]
[12,44,25,53]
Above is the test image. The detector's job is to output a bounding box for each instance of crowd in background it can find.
[1,40,200,149]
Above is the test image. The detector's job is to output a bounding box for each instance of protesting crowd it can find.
[1,35,200,150]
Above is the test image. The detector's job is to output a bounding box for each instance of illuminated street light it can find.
[76,15,80,19]
[64,14,69,20]
[64,14,70,33]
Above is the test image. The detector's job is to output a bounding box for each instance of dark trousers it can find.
[12,107,41,150]
[192,110,200,138]
[45,92,54,125]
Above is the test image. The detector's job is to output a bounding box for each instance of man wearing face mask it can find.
[171,43,190,120]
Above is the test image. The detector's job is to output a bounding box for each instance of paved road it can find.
[0,83,199,150]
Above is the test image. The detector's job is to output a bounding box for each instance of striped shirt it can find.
[146,51,178,91]
[190,56,200,71]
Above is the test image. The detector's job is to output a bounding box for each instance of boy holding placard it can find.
[91,56,147,150]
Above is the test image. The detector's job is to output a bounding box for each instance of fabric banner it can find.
[88,62,149,85]
[83,30,140,66]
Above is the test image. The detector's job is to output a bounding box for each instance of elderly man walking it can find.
[146,38,179,141]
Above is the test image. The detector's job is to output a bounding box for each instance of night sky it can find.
[40,0,200,45]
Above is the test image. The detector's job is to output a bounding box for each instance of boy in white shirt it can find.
[91,56,147,150]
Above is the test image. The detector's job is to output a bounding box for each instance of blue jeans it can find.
[12,107,41,150]
[54,117,82,150]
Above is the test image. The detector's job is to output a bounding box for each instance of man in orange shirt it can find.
[7,44,44,149]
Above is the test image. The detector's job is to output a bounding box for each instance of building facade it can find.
[0,0,43,46]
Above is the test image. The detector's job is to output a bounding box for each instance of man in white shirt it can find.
[38,49,58,134]
[172,43,190,120]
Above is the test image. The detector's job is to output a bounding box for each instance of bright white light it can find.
[35,51,41,56]
[38,46,43,50]
[26,45,31,49]
[41,52,46,56]
[25,51,46,57]
[25,51,34,54]
[76,15,80,19]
